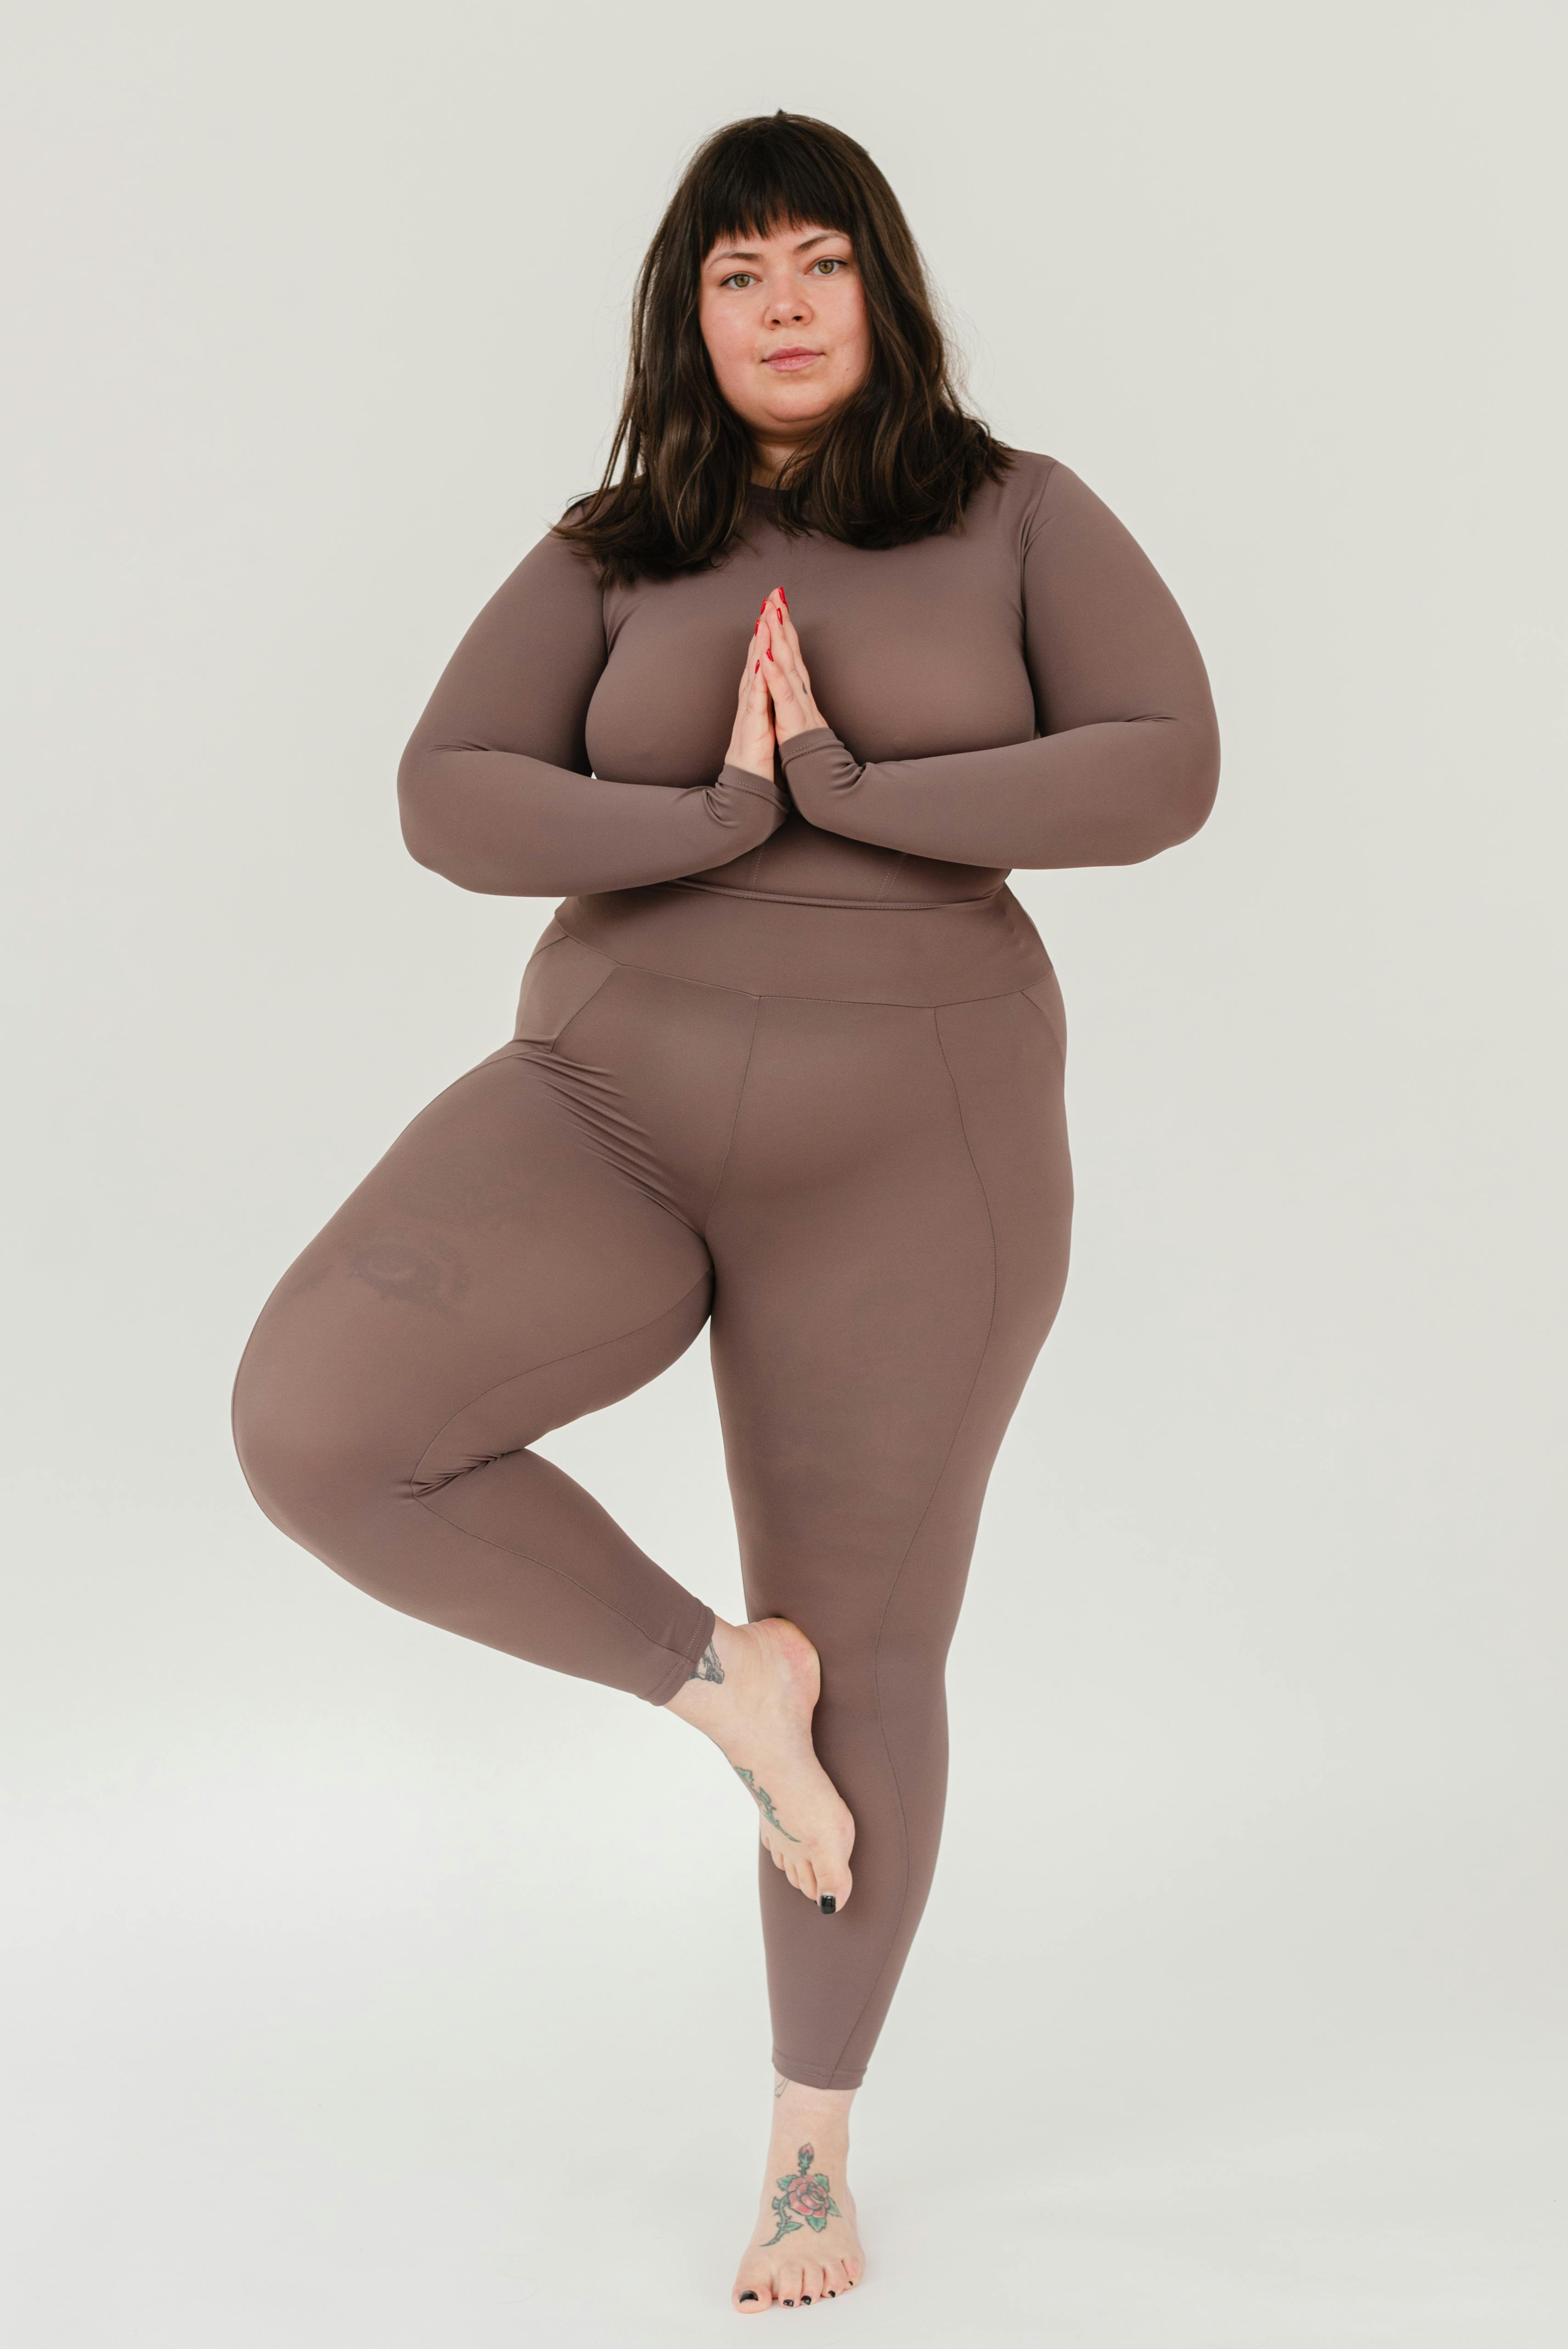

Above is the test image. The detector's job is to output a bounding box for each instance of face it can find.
[697,220,871,456]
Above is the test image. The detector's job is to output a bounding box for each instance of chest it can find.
[586,523,1037,787]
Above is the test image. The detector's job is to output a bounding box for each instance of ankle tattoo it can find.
[762,2143,841,2245]
[733,1765,800,1841]
[688,1639,725,1683]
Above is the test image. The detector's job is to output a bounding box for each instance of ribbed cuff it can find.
[718,760,790,812]
[776,727,841,766]
[641,1600,719,1706]
[771,2048,867,2091]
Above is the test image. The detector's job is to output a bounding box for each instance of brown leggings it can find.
[231,886,1072,2090]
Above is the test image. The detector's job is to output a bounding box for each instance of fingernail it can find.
[739,2290,759,2301]
[766,648,773,660]
[754,661,760,672]
[819,1894,835,1912]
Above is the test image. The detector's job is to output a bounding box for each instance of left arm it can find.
[762,461,1220,869]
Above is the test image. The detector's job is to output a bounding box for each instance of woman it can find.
[232,111,1219,2313]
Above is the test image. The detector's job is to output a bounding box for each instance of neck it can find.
[750,423,823,487]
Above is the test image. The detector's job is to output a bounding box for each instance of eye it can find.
[720,271,757,290]
[811,256,849,275]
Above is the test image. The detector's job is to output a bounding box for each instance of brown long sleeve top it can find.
[397,451,1220,908]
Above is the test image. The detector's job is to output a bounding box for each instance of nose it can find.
[764,276,811,329]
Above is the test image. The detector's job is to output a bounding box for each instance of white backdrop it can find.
[3,3,1564,2342]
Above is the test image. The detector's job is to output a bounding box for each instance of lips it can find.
[764,347,824,372]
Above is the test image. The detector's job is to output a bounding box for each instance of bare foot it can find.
[732,2076,865,2312]
[665,1617,855,1912]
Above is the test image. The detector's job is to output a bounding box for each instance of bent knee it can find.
[232,1325,396,1554]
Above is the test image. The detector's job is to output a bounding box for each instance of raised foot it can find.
[732,2080,865,2313]
[666,1615,855,1913]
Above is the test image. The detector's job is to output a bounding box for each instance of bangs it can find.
[691,124,860,258]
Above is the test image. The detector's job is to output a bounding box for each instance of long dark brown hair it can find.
[555,112,1011,585]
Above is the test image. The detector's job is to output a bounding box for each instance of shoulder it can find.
[956,446,1063,547]
[506,499,608,598]
[989,450,1140,564]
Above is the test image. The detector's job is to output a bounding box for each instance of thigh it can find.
[708,987,1072,1659]
[236,1032,714,1507]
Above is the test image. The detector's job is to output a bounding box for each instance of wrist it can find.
[717,760,789,812]
[776,726,841,765]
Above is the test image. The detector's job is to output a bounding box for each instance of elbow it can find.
[1133,719,1221,862]
[396,752,514,895]
[396,745,520,894]
[397,748,448,875]
[397,780,465,886]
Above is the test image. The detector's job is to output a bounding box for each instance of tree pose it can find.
[232,110,1219,2312]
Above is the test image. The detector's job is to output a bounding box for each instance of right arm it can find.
[397,526,787,896]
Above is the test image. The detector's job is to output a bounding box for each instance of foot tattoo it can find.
[733,1765,800,1842]
[762,2143,841,2246]
[688,1639,725,1684]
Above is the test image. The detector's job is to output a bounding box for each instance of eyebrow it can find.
[708,231,846,265]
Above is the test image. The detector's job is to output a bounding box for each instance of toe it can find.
[820,2256,848,2296]
[795,1857,819,1903]
[802,2259,825,2303]
[779,2259,805,2306]
[733,2263,771,2312]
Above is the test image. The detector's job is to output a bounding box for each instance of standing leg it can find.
[710,985,1071,2311]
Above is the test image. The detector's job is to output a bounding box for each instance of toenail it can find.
[783,2298,793,2305]
[739,2290,758,2301]
[819,1894,836,1913]
[801,2295,811,2304]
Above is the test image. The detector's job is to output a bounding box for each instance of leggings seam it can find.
[407,1271,712,1492]
[410,1493,705,1676]
[1018,983,1068,1065]
[701,993,763,1229]
[820,1008,1002,2081]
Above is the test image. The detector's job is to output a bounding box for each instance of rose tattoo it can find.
[762,2142,841,2246]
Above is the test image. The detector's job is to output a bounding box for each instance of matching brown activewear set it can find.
[231,451,1220,2091]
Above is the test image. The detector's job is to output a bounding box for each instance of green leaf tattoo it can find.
[762,2142,840,2245]
[688,1639,725,1683]
[733,1765,799,1841]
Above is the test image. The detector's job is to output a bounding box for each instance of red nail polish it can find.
[754,660,760,672]
[766,648,773,660]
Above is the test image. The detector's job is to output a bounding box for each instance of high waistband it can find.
[553,880,1053,1007]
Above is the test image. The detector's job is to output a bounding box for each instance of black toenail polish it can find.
[819,1894,836,1913]
[828,2288,836,2295]
[739,2290,758,2301]
[783,2298,793,2305]
[801,2295,811,2304]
